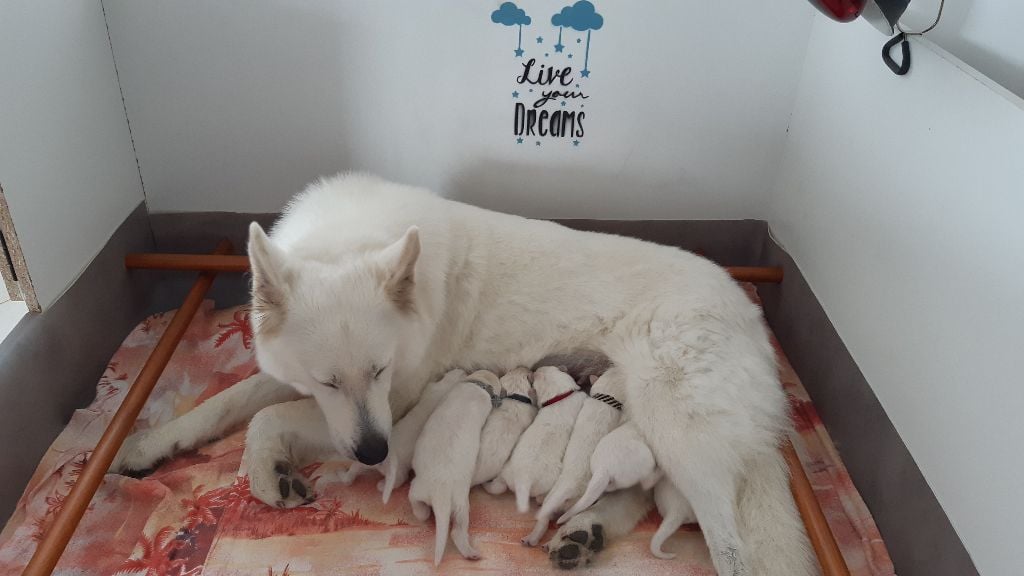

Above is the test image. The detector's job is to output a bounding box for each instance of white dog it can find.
[558,421,662,524]
[522,368,626,546]
[472,367,537,486]
[650,477,697,559]
[409,370,498,565]
[488,366,585,513]
[332,368,464,503]
[113,174,812,575]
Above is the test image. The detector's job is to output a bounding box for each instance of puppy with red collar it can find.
[557,420,662,524]
[522,367,626,546]
[487,366,587,513]
[472,367,538,486]
[409,369,499,565]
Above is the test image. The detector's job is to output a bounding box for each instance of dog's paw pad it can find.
[547,523,603,569]
[261,460,315,508]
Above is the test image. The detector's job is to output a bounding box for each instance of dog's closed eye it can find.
[320,376,341,389]
[372,364,388,379]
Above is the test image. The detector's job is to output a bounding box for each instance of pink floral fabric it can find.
[0,294,894,575]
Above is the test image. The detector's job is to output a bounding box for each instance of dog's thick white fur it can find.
[335,368,465,502]
[651,477,697,559]
[472,367,537,486]
[488,366,586,513]
[112,174,813,575]
[523,368,626,547]
[558,421,662,523]
[409,370,497,565]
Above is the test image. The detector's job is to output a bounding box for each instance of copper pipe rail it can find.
[21,240,233,576]
[785,441,852,576]
[24,246,852,575]
[124,253,785,284]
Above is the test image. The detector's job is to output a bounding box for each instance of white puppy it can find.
[557,421,662,524]
[488,366,586,513]
[409,370,498,565]
[651,477,697,559]
[522,368,626,546]
[472,367,537,486]
[335,369,465,502]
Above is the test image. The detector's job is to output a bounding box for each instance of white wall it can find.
[770,17,1023,575]
[0,1,144,309]
[104,0,814,218]
[902,0,1024,100]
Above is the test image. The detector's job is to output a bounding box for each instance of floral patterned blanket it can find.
[0,293,895,575]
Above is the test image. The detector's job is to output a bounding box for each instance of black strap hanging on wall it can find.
[881,0,946,76]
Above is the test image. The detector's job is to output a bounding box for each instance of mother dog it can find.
[112,174,812,575]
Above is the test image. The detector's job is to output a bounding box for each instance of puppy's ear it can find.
[556,365,569,373]
[248,222,290,331]
[526,371,535,386]
[589,375,598,385]
[378,226,420,313]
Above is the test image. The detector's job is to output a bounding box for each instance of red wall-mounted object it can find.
[805,0,867,22]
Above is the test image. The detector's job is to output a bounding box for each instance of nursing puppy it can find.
[336,369,465,501]
[523,368,626,546]
[488,366,586,513]
[409,370,498,565]
[651,477,697,559]
[557,421,662,524]
[472,367,537,486]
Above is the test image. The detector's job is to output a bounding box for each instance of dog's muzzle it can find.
[353,432,389,465]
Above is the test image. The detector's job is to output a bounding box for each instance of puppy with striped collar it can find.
[409,369,499,565]
[522,367,626,546]
[557,420,662,524]
[487,366,587,513]
[472,367,538,486]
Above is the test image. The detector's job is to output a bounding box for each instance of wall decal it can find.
[493,1,604,149]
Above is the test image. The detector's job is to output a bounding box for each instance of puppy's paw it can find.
[250,459,315,509]
[110,430,169,476]
[547,522,605,570]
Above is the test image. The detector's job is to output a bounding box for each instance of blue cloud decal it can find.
[551,1,603,31]
[492,2,532,26]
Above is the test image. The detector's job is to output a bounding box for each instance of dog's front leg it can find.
[545,485,653,569]
[243,398,337,508]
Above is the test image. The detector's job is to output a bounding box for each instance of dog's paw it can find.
[250,459,315,509]
[110,430,168,476]
[546,522,605,570]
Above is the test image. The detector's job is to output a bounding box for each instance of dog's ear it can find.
[556,365,569,373]
[248,222,290,331]
[526,371,535,386]
[379,226,420,313]
[589,374,598,385]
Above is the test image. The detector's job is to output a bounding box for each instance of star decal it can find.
[561,101,567,106]
[577,38,582,43]
[536,36,544,43]
[580,69,590,78]
[512,91,520,98]
[554,42,565,53]
[567,54,573,59]
[573,140,580,146]
[514,47,524,57]
[536,141,541,146]
[517,137,524,144]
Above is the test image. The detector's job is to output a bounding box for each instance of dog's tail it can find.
[650,514,682,560]
[739,447,815,576]
[433,495,452,566]
[557,472,609,524]
[514,478,533,514]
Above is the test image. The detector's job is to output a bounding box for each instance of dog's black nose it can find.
[354,433,389,465]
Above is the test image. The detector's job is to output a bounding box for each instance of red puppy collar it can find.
[542,390,575,407]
